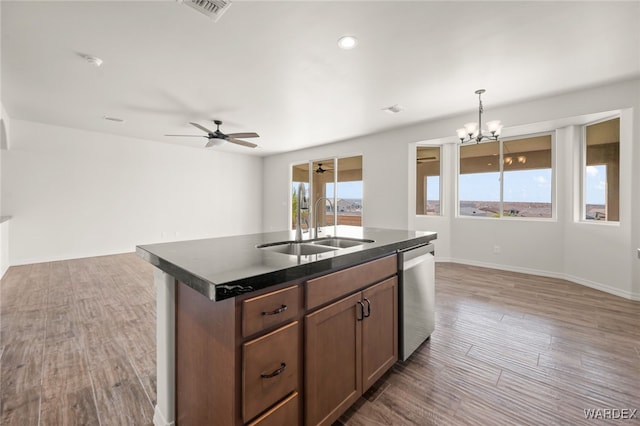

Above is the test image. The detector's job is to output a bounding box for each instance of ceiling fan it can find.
[315,163,333,174]
[165,120,259,148]
[417,156,438,163]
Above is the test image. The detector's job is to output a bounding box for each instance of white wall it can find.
[0,0,10,277]
[263,78,640,300]
[2,120,263,264]
[0,102,8,277]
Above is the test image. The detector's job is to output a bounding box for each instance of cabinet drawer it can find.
[246,392,299,426]
[243,321,299,422]
[306,254,397,310]
[243,285,299,337]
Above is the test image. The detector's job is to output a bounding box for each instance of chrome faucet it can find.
[295,183,309,242]
[314,197,335,239]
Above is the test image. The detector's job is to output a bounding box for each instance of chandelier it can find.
[456,89,503,144]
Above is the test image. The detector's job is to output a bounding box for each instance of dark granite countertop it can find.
[136,225,436,301]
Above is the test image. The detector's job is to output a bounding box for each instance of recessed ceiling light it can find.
[337,35,358,50]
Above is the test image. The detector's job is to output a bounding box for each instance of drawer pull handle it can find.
[262,304,287,316]
[261,362,286,379]
[356,301,365,321]
[363,298,371,318]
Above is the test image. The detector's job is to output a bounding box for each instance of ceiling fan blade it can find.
[189,122,216,134]
[165,134,207,137]
[226,132,259,139]
[205,139,216,148]
[228,137,258,148]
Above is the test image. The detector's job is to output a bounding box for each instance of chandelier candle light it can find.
[456,89,503,144]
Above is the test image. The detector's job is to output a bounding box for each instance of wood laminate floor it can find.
[0,254,156,425]
[338,263,640,425]
[1,254,638,425]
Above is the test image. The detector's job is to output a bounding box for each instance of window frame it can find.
[289,154,364,231]
[456,132,556,221]
[579,116,620,225]
[415,144,444,217]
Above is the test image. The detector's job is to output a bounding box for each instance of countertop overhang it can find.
[136,226,436,301]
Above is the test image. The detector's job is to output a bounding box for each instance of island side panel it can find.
[176,281,238,425]
[154,268,176,426]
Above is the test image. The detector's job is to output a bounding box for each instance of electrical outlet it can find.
[493,245,501,254]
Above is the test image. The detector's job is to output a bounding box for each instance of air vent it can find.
[179,0,231,21]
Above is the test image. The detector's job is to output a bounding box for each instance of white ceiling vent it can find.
[178,0,231,22]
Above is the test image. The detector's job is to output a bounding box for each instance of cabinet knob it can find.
[262,304,287,316]
[260,362,287,379]
[363,298,371,318]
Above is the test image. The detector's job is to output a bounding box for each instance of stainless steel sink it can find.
[257,241,338,255]
[308,237,375,248]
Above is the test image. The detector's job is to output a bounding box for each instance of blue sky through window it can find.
[325,181,363,199]
[585,165,606,205]
[426,176,440,201]
[459,172,500,201]
[503,169,552,203]
[459,169,555,203]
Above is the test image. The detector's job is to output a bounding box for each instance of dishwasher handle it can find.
[398,243,434,264]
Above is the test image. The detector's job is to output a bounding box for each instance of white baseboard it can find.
[154,405,175,426]
[9,249,136,266]
[0,267,8,281]
[562,272,640,301]
[440,257,640,301]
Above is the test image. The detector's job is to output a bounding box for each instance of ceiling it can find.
[2,1,639,156]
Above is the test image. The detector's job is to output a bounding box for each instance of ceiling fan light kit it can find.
[456,89,503,144]
[206,138,226,147]
[165,119,259,149]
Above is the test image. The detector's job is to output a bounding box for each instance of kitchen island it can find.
[137,226,436,426]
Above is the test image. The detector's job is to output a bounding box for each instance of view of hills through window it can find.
[291,156,363,229]
[584,117,619,222]
[459,135,553,218]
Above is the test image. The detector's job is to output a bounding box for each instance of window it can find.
[291,163,310,231]
[459,141,500,217]
[416,146,442,215]
[583,118,619,222]
[458,135,553,218]
[291,155,363,230]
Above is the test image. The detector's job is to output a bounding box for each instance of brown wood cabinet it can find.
[243,321,299,422]
[304,271,398,426]
[362,277,398,391]
[176,281,303,426]
[175,254,398,426]
[246,392,300,426]
[305,293,362,426]
[242,285,299,338]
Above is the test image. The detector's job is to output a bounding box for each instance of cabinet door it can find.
[361,276,398,391]
[305,292,362,426]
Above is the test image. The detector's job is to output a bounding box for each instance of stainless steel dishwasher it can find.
[398,243,435,361]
